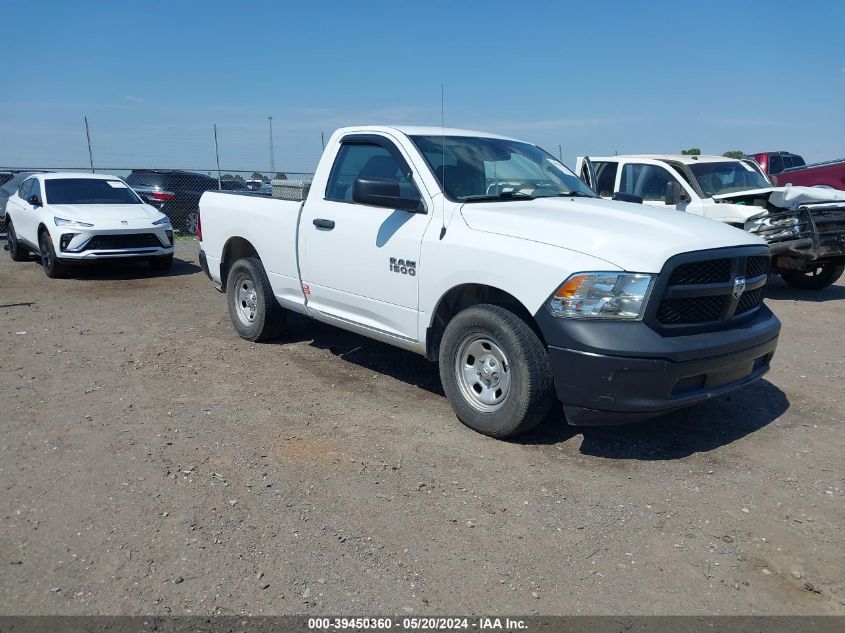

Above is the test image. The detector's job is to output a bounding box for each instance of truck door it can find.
[617,161,700,214]
[300,134,432,342]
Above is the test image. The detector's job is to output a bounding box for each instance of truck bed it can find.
[199,191,306,311]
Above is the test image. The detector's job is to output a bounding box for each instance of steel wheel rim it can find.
[185,212,198,235]
[234,276,258,326]
[454,333,511,412]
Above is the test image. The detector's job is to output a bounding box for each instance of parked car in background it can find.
[245,179,264,191]
[124,169,221,235]
[746,151,845,190]
[576,154,845,289]
[4,172,174,277]
[220,179,248,191]
[198,125,780,439]
[1,170,51,228]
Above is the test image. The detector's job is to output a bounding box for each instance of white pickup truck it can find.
[575,154,845,290]
[198,126,780,438]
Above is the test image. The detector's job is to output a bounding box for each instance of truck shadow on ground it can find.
[764,276,845,302]
[280,314,789,460]
[521,379,789,460]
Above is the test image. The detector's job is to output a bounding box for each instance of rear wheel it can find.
[39,231,66,278]
[149,254,174,272]
[226,257,285,342]
[780,262,845,290]
[439,304,555,438]
[6,220,28,262]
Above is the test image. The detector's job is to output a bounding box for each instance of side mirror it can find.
[665,181,682,206]
[352,178,424,213]
[28,194,42,207]
[611,192,643,204]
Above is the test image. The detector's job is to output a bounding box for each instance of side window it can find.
[619,163,677,202]
[325,142,413,202]
[18,178,34,200]
[791,154,805,168]
[593,161,618,197]
[30,179,42,201]
[769,154,784,174]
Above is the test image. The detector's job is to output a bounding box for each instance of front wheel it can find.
[780,262,845,290]
[226,257,285,342]
[39,231,66,278]
[183,211,198,236]
[438,304,555,438]
[6,220,28,262]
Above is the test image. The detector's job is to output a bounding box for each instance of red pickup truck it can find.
[746,151,845,189]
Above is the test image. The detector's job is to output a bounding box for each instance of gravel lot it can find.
[1,240,843,615]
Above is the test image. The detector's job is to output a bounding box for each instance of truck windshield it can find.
[410,135,596,202]
[689,162,771,197]
[45,179,143,204]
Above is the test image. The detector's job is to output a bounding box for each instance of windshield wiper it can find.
[461,192,535,202]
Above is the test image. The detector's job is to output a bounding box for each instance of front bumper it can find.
[537,306,781,426]
[54,225,174,261]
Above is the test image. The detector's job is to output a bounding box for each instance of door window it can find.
[325,143,414,202]
[593,161,618,197]
[769,154,784,174]
[18,178,34,201]
[29,179,42,202]
[619,163,679,202]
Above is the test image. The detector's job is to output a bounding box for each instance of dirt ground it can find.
[1,240,843,616]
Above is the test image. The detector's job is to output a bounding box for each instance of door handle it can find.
[313,218,335,230]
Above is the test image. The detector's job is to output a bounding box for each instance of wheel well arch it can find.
[37,223,49,240]
[425,283,544,361]
[220,236,259,288]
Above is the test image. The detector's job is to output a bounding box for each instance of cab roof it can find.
[335,125,520,141]
[589,154,746,165]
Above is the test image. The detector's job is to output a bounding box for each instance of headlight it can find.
[54,217,93,228]
[153,215,171,226]
[547,272,654,319]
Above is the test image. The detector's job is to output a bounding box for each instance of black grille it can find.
[657,296,725,324]
[736,287,765,314]
[653,249,771,331]
[84,234,162,250]
[745,255,770,279]
[668,259,731,285]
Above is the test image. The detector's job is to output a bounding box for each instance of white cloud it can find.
[123,95,145,103]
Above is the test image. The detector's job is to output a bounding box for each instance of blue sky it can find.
[2,0,843,173]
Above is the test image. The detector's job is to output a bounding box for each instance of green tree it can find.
[274,172,288,180]
[250,171,269,183]
[722,151,744,159]
[221,173,235,180]
[681,148,701,156]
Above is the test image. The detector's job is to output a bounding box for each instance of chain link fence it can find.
[0,167,314,234]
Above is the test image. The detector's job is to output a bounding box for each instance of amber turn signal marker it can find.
[555,275,587,299]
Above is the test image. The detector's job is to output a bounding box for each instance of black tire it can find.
[438,304,555,438]
[780,263,845,290]
[226,257,285,342]
[149,254,174,272]
[7,219,28,262]
[39,230,66,278]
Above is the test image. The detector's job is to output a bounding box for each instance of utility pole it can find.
[321,131,325,151]
[268,116,276,175]
[84,116,94,173]
[558,145,563,162]
[213,124,222,189]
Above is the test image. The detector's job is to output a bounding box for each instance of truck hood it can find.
[713,185,845,210]
[460,196,762,273]
[48,203,162,222]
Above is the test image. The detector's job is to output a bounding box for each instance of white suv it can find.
[4,172,175,277]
